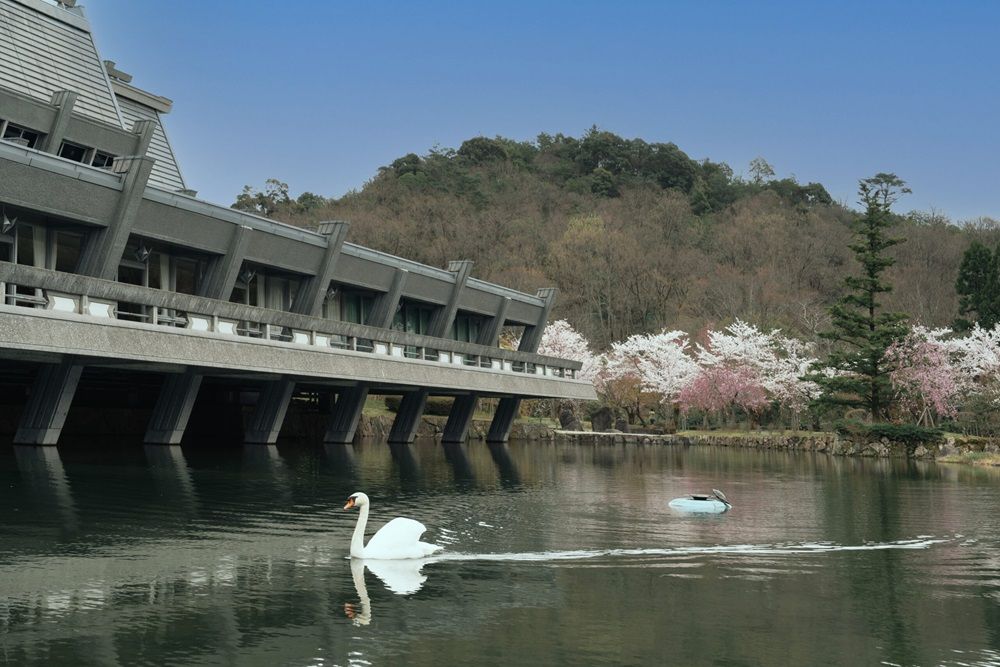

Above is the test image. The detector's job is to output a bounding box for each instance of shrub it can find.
[834,420,943,445]
[383,395,454,416]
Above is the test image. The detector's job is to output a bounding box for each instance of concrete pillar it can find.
[200,225,250,301]
[13,359,84,445]
[76,131,156,280]
[296,221,349,316]
[487,287,557,443]
[144,227,250,445]
[244,377,296,444]
[15,126,157,447]
[441,394,478,444]
[145,370,203,444]
[389,261,472,444]
[441,296,510,443]
[324,385,369,444]
[40,90,77,154]
[324,269,406,444]
[245,223,350,444]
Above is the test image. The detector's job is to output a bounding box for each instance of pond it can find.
[1,438,999,666]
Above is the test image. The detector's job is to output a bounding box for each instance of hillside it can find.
[232,128,997,349]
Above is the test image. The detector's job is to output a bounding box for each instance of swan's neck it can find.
[350,504,369,558]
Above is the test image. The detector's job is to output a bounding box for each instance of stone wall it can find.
[551,429,1000,460]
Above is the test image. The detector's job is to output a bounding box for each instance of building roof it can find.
[0,0,125,128]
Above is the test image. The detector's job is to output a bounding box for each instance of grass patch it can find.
[938,451,1000,467]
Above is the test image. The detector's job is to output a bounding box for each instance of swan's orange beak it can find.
[343,497,356,510]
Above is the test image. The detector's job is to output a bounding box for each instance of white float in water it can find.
[669,488,732,513]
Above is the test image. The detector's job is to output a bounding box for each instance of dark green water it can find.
[1,439,999,667]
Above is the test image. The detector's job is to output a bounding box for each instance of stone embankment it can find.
[551,429,1000,460]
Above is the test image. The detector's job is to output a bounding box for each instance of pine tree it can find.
[814,173,910,421]
[955,241,1000,330]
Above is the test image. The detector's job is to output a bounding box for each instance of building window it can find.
[58,141,88,163]
[341,291,375,325]
[1,121,43,149]
[91,151,116,169]
[453,313,483,343]
[393,301,433,335]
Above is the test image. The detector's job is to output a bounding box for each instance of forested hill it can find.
[232,128,995,349]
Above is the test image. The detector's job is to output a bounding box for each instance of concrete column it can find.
[487,287,557,443]
[389,261,472,444]
[144,227,250,445]
[244,377,296,444]
[13,359,84,445]
[441,296,510,443]
[324,385,369,444]
[40,90,77,154]
[200,225,250,301]
[324,269,406,444]
[441,394,478,444]
[145,371,203,444]
[244,223,350,444]
[15,123,157,447]
[76,141,155,279]
[296,221,349,316]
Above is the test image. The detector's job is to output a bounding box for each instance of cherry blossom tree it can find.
[593,330,699,425]
[885,326,961,426]
[537,320,598,381]
[685,320,819,425]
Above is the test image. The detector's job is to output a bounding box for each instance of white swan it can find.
[343,492,442,559]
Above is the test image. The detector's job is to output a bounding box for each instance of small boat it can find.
[669,489,732,513]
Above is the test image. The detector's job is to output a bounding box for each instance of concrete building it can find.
[0,0,594,446]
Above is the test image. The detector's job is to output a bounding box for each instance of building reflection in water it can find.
[13,445,78,534]
[143,444,199,515]
[442,442,476,488]
[388,442,422,489]
[487,441,521,488]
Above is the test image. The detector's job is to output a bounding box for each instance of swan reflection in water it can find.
[345,556,434,625]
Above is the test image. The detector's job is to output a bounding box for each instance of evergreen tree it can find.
[813,173,910,421]
[955,241,1000,330]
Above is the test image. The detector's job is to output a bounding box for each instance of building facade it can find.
[0,0,594,446]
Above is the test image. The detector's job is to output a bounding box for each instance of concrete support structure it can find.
[441,296,511,444]
[13,358,84,445]
[243,377,296,445]
[144,225,249,444]
[39,90,77,154]
[15,132,154,446]
[388,261,472,444]
[145,370,203,445]
[487,288,557,443]
[325,268,407,444]
[244,222,349,444]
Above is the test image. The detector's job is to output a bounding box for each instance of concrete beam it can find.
[323,268,406,444]
[145,370,202,445]
[244,377,296,444]
[247,222,349,444]
[39,91,78,155]
[390,261,473,444]
[488,287,558,443]
[324,385,369,444]
[200,225,251,300]
[296,221,349,316]
[13,358,84,445]
[76,146,155,280]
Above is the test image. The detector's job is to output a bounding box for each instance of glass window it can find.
[58,141,88,163]
[91,151,115,169]
[2,123,42,149]
[174,258,199,295]
[54,231,82,272]
[16,224,33,266]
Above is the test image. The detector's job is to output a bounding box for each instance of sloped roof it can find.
[116,92,186,191]
[0,0,125,128]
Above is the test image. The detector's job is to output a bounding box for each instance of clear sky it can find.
[82,0,998,220]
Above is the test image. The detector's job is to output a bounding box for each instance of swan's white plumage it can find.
[346,492,442,560]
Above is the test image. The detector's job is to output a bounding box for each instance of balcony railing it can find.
[0,262,582,380]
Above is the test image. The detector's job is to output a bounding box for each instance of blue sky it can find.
[84,1,999,220]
